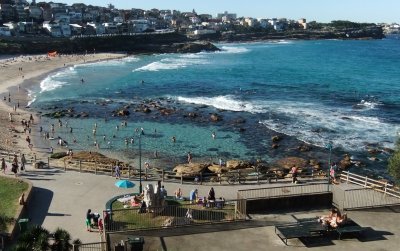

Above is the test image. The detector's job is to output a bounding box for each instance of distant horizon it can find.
[40,0,400,23]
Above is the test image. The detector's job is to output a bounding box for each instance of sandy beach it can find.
[0,53,126,159]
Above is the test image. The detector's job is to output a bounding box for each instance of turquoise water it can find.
[29,39,400,171]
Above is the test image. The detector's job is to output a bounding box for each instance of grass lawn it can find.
[110,198,236,230]
[0,176,29,232]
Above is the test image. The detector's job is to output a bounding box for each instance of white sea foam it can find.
[133,55,208,72]
[75,56,139,68]
[26,89,36,106]
[258,101,399,151]
[218,46,250,54]
[176,95,398,151]
[354,99,382,110]
[39,76,67,93]
[176,95,266,113]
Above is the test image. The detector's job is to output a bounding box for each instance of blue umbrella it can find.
[115,180,135,189]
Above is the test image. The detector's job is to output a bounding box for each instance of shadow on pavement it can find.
[28,187,53,226]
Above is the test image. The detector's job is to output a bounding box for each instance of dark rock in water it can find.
[207,148,219,152]
[298,144,311,152]
[233,118,246,124]
[118,109,130,116]
[367,148,381,155]
[271,135,282,142]
[187,112,198,118]
[81,112,89,118]
[210,113,222,122]
[382,148,395,154]
[271,144,279,149]
[368,157,380,161]
[198,105,208,109]
[238,128,246,132]
[341,117,351,120]
[142,107,151,113]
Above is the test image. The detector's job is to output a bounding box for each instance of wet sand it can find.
[0,53,126,160]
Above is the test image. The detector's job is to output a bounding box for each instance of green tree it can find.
[16,225,50,251]
[12,225,78,251]
[388,138,400,184]
[52,228,72,251]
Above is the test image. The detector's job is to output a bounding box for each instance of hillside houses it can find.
[0,1,311,38]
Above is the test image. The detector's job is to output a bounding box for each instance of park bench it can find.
[275,217,365,245]
[275,220,326,245]
[334,219,365,239]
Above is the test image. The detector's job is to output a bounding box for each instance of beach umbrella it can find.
[115,180,135,189]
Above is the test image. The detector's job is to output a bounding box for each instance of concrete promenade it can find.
[2,163,400,250]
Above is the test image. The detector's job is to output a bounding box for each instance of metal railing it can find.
[237,182,330,200]
[332,171,400,210]
[339,171,400,198]
[105,199,245,233]
[72,242,107,251]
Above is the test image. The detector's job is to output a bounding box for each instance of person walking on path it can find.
[20,154,26,172]
[11,154,19,177]
[86,209,93,232]
[114,163,121,179]
[291,165,298,184]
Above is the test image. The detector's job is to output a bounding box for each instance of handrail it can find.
[339,171,400,199]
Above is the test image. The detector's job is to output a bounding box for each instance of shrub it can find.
[388,139,400,185]
[50,152,67,159]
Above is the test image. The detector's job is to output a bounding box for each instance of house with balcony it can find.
[70,23,82,35]
[25,5,43,20]
[69,11,82,23]
[128,19,150,33]
[87,22,105,35]
[0,4,15,22]
[0,26,11,36]
[43,20,62,37]
[189,16,201,24]
[103,22,118,34]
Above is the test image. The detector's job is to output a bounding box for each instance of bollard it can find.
[181,173,183,184]
[34,154,36,164]
[47,157,50,168]
[162,169,165,182]
[79,160,82,172]
[64,159,66,171]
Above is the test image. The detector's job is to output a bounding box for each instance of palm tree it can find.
[15,225,50,250]
[12,225,78,251]
[52,228,72,251]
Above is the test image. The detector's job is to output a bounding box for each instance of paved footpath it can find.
[3,163,291,243]
[3,164,400,251]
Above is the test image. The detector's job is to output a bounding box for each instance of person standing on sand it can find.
[187,152,192,164]
[1,158,6,174]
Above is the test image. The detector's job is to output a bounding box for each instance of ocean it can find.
[28,38,400,178]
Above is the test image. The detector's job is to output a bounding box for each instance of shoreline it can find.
[0,53,127,161]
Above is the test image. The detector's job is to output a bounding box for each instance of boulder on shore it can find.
[275,157,309,170]
[173,163,210,177]
[226,160,252,170]
[339,154,352,169]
